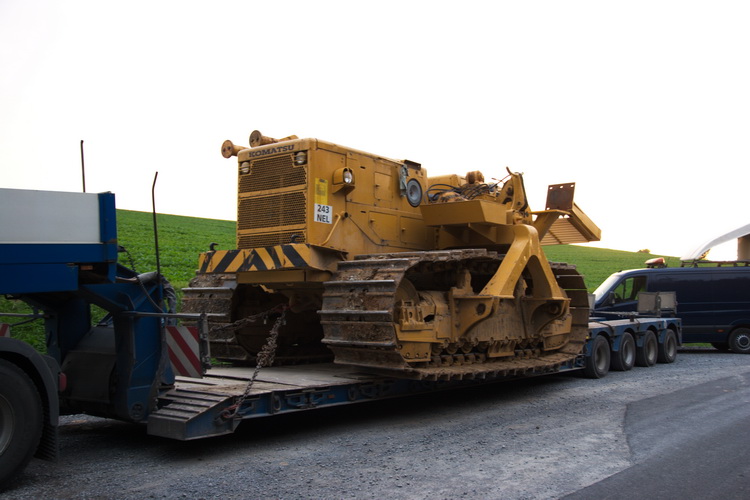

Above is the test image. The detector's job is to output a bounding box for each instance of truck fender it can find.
[0,337,61,461]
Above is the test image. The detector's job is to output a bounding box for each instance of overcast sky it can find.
[2,1,748,259]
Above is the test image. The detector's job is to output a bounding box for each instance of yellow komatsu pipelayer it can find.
[182,130,601,380]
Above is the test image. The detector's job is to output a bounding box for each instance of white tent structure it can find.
[681,223,750,262]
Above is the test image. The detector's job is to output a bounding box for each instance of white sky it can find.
[2,0,748,259]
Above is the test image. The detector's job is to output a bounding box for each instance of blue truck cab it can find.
[593,263,750,353]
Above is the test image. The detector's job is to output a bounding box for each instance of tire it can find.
[611,332,635,371]
[657,329,678,363]
[729,328,750,354]
[635,331,658,367]
[0,360,43,488]
[583,335,610,379]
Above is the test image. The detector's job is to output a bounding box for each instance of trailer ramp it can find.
[148,364,390,440]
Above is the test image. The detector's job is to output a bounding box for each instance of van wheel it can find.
[636,331,658,367]
[584,335,610,379]
[611,332,635,371]
[657,329,678,363]
[729,328,750,354]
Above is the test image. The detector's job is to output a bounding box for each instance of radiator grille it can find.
[238,192,307,231]
[239,155,307,192]
[239,230,307,249]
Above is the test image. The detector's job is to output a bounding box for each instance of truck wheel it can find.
[0,360,43,488]
[635,331,658,367]
[729,328,750,354]
[583,335,610,379]
[657,329,678,363]
[611,332,635,371]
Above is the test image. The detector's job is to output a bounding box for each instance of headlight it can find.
[294,151,308,165]
[406,178,423,207]
[332,167,355,192]
[240,162,251,175]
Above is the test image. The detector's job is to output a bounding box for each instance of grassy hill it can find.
[543,245,681,292]
[116,210,236,290]
[2,210,680,350]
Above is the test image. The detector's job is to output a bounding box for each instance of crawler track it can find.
[181,274,247,361]
[320,249,590,380]
[182,274,331,365]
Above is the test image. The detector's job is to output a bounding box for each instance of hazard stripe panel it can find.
[0,323,10,337]
[166,326,203,378]
[198,244,314,274]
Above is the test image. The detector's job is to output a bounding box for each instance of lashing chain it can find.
[215,304,288,421]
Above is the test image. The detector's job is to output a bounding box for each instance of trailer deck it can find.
[147,315,680,441]
[148,359,577,440]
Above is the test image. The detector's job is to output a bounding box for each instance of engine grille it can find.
[239,230,307,248]
[238,192,306,231]
[237,152,309,250]
[239,155,307,192]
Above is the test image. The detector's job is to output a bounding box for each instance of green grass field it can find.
[2,210,680,351]
[543,245,681,292]
[115,210,236,290]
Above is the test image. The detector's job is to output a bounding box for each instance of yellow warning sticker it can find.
[315,178,329,205]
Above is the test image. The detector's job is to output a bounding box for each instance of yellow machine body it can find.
[207,138,432,265]
[184,131,601,379]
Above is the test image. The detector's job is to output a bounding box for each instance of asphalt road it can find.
[4,348,750,499]
[565,368,750,500]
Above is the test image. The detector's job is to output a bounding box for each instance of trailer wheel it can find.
[657,329,678,363]
[584,335,610,379]
[635,331,658,367]
[0,360,43,488]
[729,328,750,354]
[611,332,635,371]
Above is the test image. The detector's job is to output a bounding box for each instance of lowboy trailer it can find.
[155,309,680,441]
[0,182,680,487]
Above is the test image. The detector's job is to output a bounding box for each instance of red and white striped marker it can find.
[165,326,203,378]
[0,323,10,338]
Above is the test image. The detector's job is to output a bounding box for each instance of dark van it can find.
[593,265,750,353]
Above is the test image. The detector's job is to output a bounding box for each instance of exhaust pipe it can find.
[221,130,300,158]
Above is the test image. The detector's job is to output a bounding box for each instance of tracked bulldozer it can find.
[182,131,601,380]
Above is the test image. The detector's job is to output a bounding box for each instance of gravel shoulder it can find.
[4,348,750,499]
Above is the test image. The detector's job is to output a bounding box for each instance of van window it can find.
[612,275,647,303]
